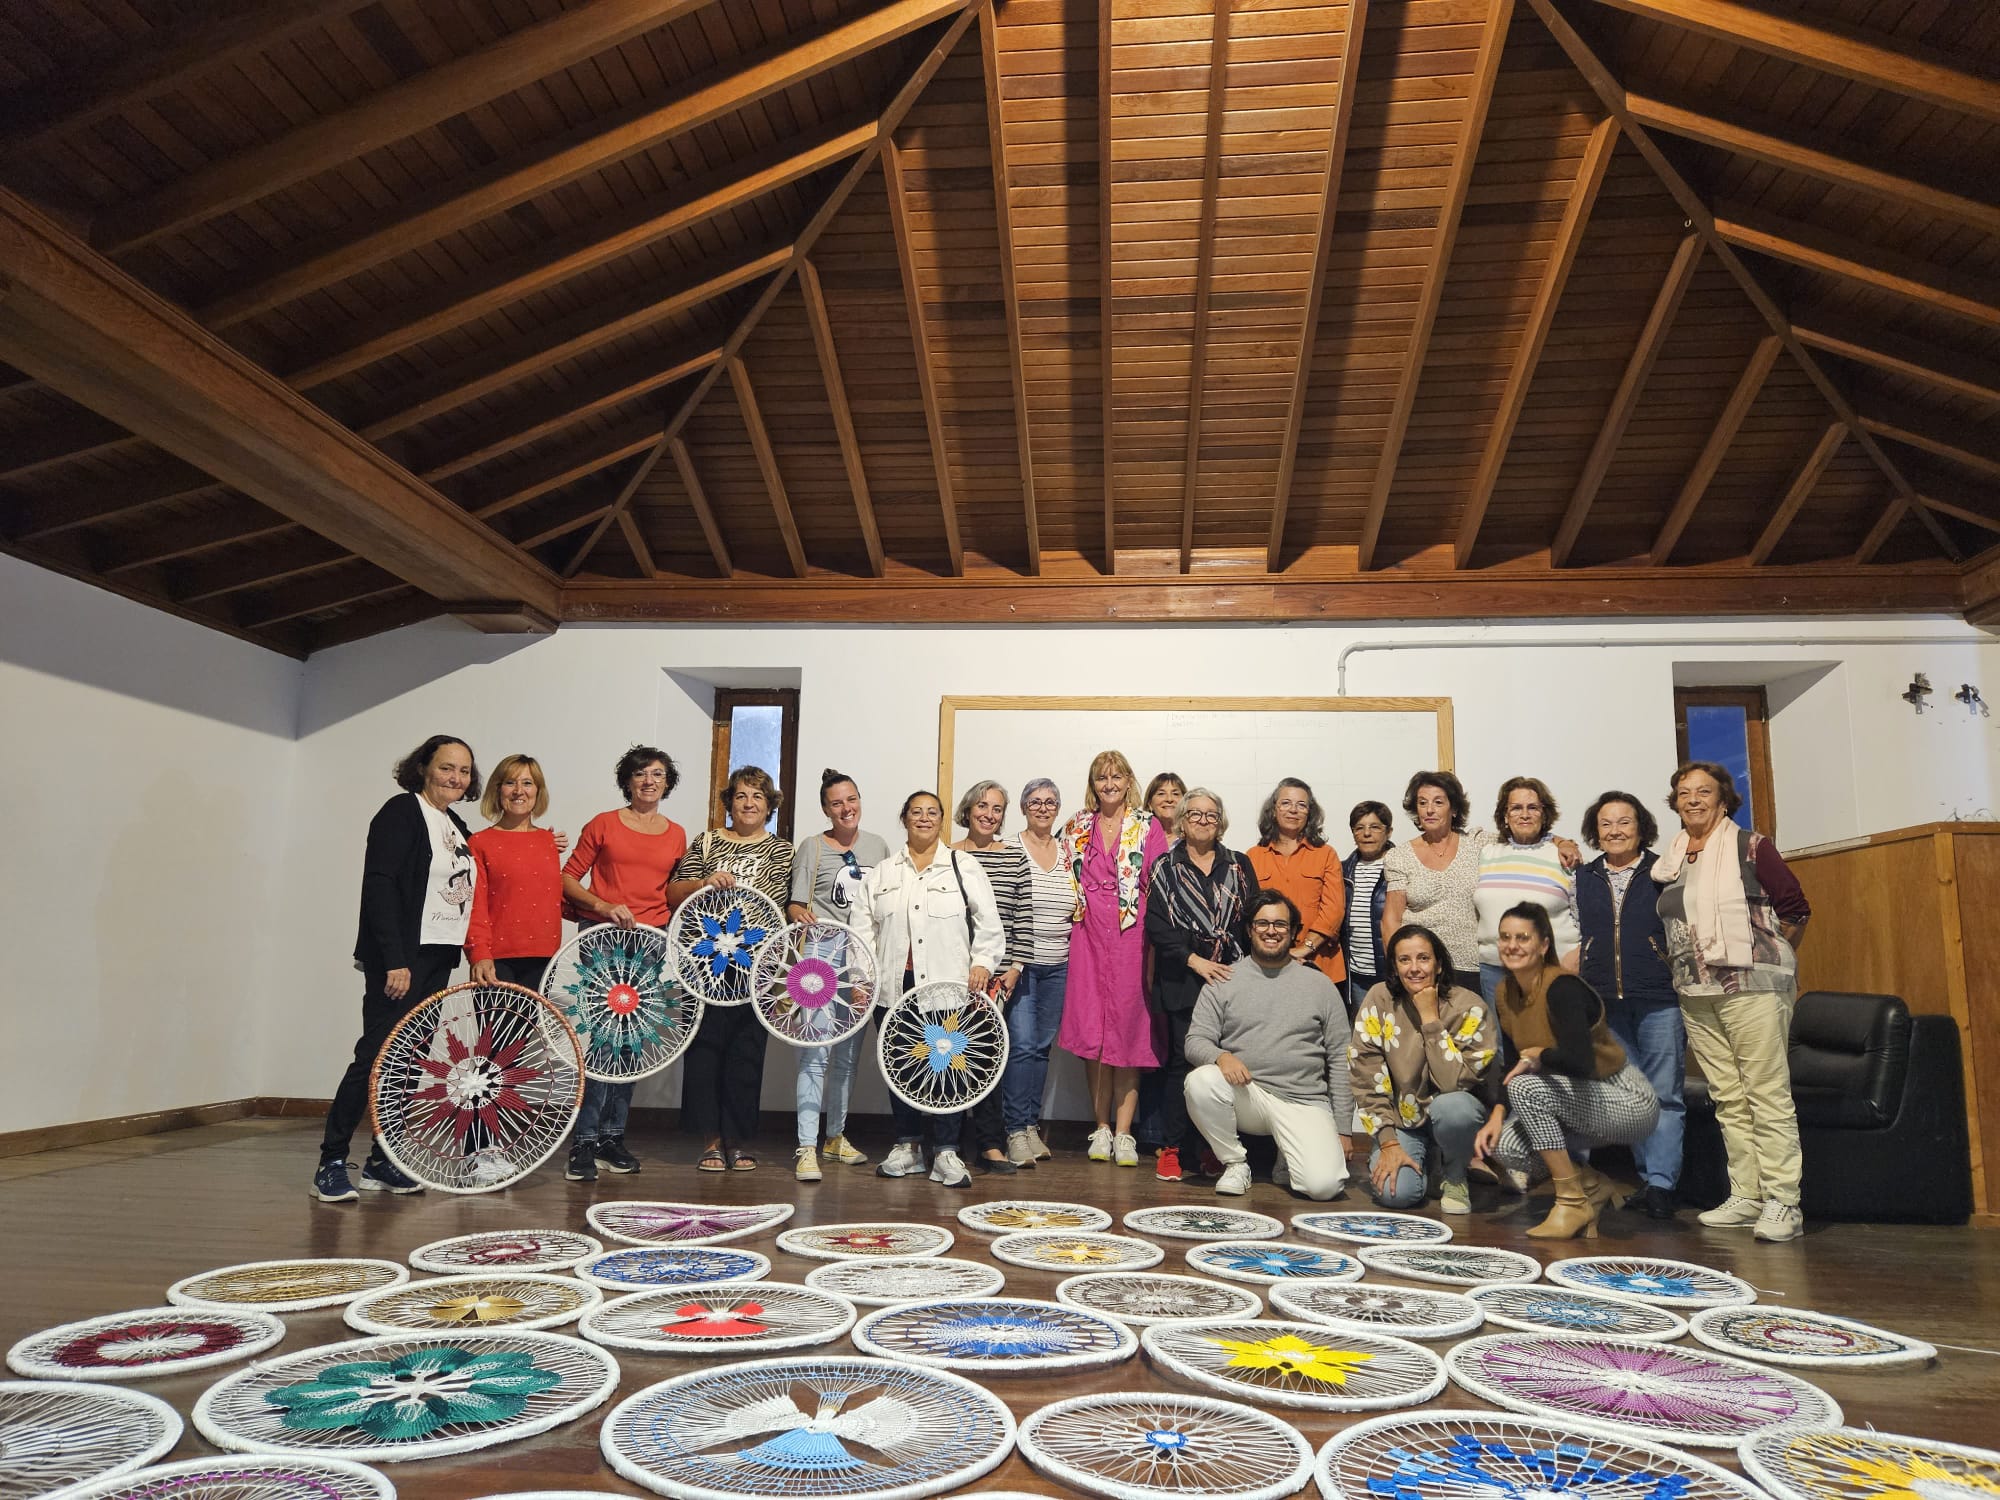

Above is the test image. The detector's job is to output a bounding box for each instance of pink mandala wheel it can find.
[750,921,878,1047]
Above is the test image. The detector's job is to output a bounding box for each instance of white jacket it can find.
[852,845,1005,990]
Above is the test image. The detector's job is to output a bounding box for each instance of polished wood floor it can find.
[3,1117,1996,1498]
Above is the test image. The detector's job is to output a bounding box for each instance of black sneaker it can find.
[312,1159,358,1203]
[566,1141,599,1182]
[360,1156,425,1194]
[975,1154,1018,1175]
[595,1136,641,1174]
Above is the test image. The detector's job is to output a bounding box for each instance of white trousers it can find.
[1184,1064,1349,1200]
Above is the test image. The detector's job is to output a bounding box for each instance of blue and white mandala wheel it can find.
[1183,1241,1364,1287]
[1543,1256,1755,1308]
[575,1246,772,1292]
[852,1297,1137,1373]
[668,887,784,1007]
[1292,1211,1453,1246]
[876,982,1008,1113]
[1357,1245,1542,1288]
[1018,1391,1312,1500]
[1468,1284,1687,1340]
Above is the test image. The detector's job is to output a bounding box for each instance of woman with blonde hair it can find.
[466,754,567,990]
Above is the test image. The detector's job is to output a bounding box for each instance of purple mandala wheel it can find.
[668,887,784,1007]
[750,921,877,1047]
[588,1200,796,1248]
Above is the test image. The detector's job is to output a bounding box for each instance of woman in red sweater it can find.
[467,755,566,990]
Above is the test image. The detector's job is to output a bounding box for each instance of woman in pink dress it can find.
[1058,749,1170,1167]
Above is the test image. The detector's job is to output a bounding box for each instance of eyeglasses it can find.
[1183,810,1219,824]
[1023,798,1059,811]
[1249,918,1294,932]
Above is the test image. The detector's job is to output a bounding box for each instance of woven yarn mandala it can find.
[852,1298,1137,1373]
[411,1231,604,1274]
[599,1355,1015,1500]
[0,1380,182,1499]
[193,1331,619,1463]
[777,1223,954,1262]
[542,923,699,1080]
[1688,1306,1937,1369]
[7,1306,284,1382]
[589,1200,796,1248]
[1314,1410,1770,1500]
[370,980,583,1192]
[877,982,1008,1113]
[1268,1283,1484,1341]
[668,886,784,1007]
[1468,1285,1686,1341]
[1017,1390,1312,1500]
[1055,1273,1263,1328]
[1544,1257,1756,1308]
[1740,1427,2000,1500]
[989,1232,1164,1271]
[1444,1333,1842,1447]
[804,1258,1005,1307]
[577,1246,772,1291]
[1143,1320,1447,1412]
[168,1260,409,1313]
[581,1283,857,1353]
[53,1455,396,1500]
[343,1274,601,1336]
[1183,1241,1364,1286]
[1293,1211,1453,1246]
[1359,1245,1543,1287]
[957,1200,1112,1235]
[1122,1207,1284,1242]
[750,921,878,1047]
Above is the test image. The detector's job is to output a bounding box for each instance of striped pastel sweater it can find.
[1473,837,1580,965]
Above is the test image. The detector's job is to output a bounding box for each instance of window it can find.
[1673,686,1775,839]
[708,688,800,840]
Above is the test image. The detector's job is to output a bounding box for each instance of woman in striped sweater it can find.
[1474,776,1582,1007]
[951,779,1036,1175]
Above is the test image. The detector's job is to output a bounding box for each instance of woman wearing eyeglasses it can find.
[1003,778,1071,1166]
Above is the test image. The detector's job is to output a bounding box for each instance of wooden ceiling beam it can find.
[667,435,733,579]
[470,420,665,520]
[1793,319,2000,408]
[1648,333,1783,565]
[1177,4,1232,576]
[199,0,963,329]
[304,590,442,653]
[1860,409,2000,481]
[0,412,133,481]
[1922,494,2000,535]
[174,538,352,604]
[1457,114,1618,567]
[1356,0,1515,571]
[98,504,297,574]
[515,501,613,552]
[1855,495,1911,564]
[882,134,964,578]
[979,4,1039,576]
[616,509,659,579]
[5,464,225,542]
[1097,0,1115,573]
[726,356,808,578]
[238,567,405,631]
[1713,205,2000,331]
[796,259,884,577]
[1749,420,1846,564]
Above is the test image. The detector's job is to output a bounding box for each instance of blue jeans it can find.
[1602,996,1686,1190]
[1479,963,1507,1008]
[1366,1091,1488,1208]
[796,1034,862,1147]
[576,1079,632,1143]
[1002,962,1067,1132]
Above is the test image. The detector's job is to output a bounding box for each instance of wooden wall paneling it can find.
[796,258,885,577]
[1645,332,1781,563]
[1097,0,1115,569]
[1749,419,1846,564]
[1793,320,2000,410]
[1176,4,1231,574]
[725,354,808,577]
[979,2,1039,574]
[1712,206,2000,333]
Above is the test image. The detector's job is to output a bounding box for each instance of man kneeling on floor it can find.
[1184,889,1356,1198]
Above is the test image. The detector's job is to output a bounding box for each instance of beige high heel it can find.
[1575,1163,1629,1213]
[1526,1174,1601,1239]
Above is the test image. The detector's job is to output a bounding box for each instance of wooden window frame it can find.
[1673,685,1776,840]
[708,687,801,841]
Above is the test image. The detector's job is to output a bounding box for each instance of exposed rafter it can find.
[98,502,296,575]
[1713,207,2000,331]
[6,465,226,543]
[979,4,1040,575]
[0,413,133,481]
[1855,496,1911,565]
[471,422,664,521]
[667,436,733,578]
[796,259,885,577]
[1177,4,1232,575]
[1649,334,1782,564]
[616,509,659,579]
[1861,410,2000,482]
[727,356,808,578]
[1920,493,2000,536]
[1097,0,1116,573]
[1792,320,2000,409]
[1750,420,1846,565]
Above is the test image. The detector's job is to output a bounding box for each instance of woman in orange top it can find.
[1245,778,1347,987]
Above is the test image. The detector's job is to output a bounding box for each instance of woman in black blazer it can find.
[314,735,480,1203]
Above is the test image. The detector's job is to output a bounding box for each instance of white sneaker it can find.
[1113,1132,1139,1167]
[1006,1129,1038,1168]
[1215,1161,1253,1196]
[929,1148,972,1189]
[1754,1199,1803,1242]
[1027,1125,1053,1161]
[1698,1193,1765,1228]
[876,1142,926,1178]
[1441,1180,1472,1215]
[1087,1126,1113,1162]
[794,1146,822,1182]
[1272,1155,1292,1191]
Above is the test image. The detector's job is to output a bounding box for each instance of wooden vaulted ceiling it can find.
[1,0,1998,657]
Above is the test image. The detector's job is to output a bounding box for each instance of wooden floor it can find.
[4,1118,1997,1497]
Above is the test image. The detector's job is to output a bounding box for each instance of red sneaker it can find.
[1155,1147,1183,1182]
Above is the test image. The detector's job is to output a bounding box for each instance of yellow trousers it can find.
[1681,988,1800,1206]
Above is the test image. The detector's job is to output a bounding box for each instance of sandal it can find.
[729,1149,759,1172]
[697,1147,727,1172]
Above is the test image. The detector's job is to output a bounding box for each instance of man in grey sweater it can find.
[1184,889,1356,1199]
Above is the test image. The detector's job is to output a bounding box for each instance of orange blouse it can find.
[1245,840,1347,982]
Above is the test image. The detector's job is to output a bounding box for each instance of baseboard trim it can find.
[0,1098,265,1159]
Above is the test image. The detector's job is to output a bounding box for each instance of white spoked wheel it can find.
[409,1230,604,1275]
[1357,1244,1543,1287]
[1121,1206,1283,1241]
[1741,1426,2000,1500]
[0,1380,182,1497]
[580,1283,856,1354]
[750,921,878,1046]
[804,1258,1005,1307]
[576,1246,772,1292]
[47,1455,397,1500]
[1291,1211,1453,1246]
[541,923,699,1080]
[1467,1283,1687,1341]
[1543,1255,1758,1308]
[343,1273,601,1336]
[775,1223,955,1261]
[588,1200,796,1247]
[6,1306,285,1382]
[957,1200,1112,1235]
[669,886,785,1007]
[852,1297,1137,1374]
[1183,1242,1364,1286]
[876,981,1009,1113]
[1054,1273,1263,1328]
[988,1232,1163,1272]
[167,1259,409,1313]
[369,980,583,1192]
[1687,1306,1937,1369]
[1018,1390,1312,1500]
[1268,1282,1484,1341]
[1142,1320,1447,1412]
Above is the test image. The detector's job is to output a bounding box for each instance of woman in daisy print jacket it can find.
[1348,923,1498,1215]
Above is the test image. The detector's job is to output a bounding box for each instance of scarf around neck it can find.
[1654,816,1754,970]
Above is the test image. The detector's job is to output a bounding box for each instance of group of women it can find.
[315,737,1812,1243]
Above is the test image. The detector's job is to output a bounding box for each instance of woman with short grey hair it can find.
[1004,776,1072,1164]
[951,778,1035,1175]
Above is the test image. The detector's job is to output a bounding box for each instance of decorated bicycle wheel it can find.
[589,1200,795,1248]
[805,1257,1004,1307]
[7,1306,284,1382]
[1018,1390,1312,1500]
[776,1223,954,1261]
[1143,1321,1446,1412]
[1056,1273,1263,1328]
[876,981,1009,1113]
[1741,1427,2000,1500]
[0,1381,181,1496]
[168,1259,408,1313]
[194,1332,619,1463]
[1184,1241,1363,1286]
[1122,1206,1283,1242]
[369,980,583,1192]
[576,1246,771,1291]
[1315,1411,1769,1500]
[750,921,877,1046]
[1468,1284,1686,1341]
[1268,1283,1483,1341]
[344,1274,601,1336]
[410,1230,603,1275]
[1444,1333,1842,1447]
[1688,1306,1936,1369]
[989,1231,1163,1271]
[958,1199,1112,1235]
[668,886,784,1007]
[1292,1211,1453,1246]
[581,1283,855,1353]
[55,1456,396,1500]
[853,1297,1137,1374]
[542,923,699,1080]
[1544,1256,1756,1308]
[599,1355,1015,1500]
[1359,1245,1542,1287]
